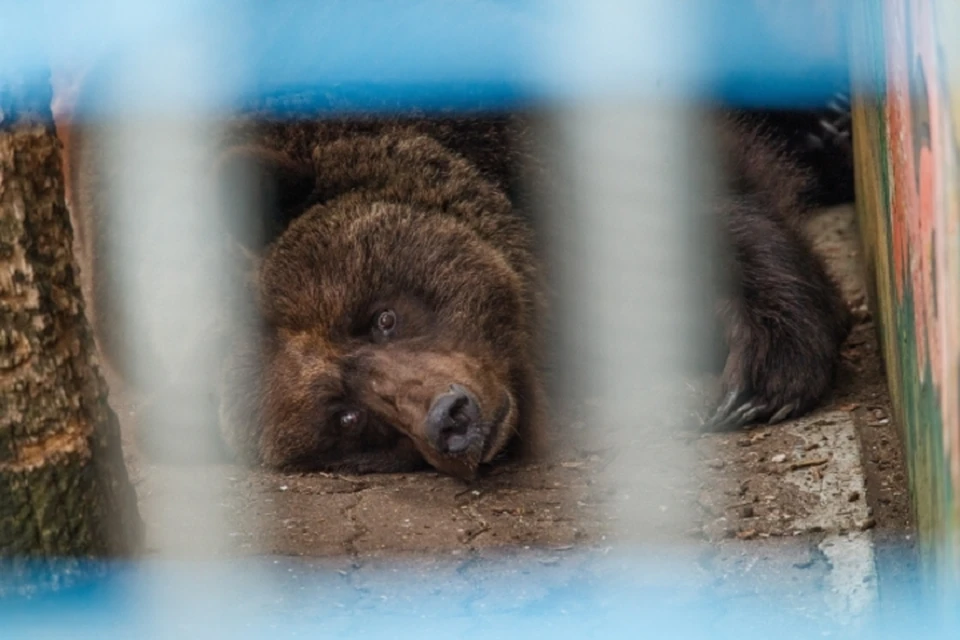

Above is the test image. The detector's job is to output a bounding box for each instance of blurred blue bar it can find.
[1,0,869,117]
[0,554,956,640]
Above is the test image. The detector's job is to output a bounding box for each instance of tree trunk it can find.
[0,69,142,591]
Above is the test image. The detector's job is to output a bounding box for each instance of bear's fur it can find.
[214,117,548,478]
[742,103,854,207]
[705,114,851,429]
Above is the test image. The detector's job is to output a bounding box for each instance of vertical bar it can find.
[95,10,256,635]
[541,0,711,545]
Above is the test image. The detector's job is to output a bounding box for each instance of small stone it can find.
[771,454,787,463]
[858,517,877,531]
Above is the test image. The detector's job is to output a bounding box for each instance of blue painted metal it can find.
[0,553,957,639]
[2,0,867,115]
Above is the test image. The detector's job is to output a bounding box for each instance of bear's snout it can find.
[425,384,482,455]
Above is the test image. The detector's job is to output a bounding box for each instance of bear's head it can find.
[216,133,545,481]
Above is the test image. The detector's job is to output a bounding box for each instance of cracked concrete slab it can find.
[782,411,872,533]
[695,405,880,626]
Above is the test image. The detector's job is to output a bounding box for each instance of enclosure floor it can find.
[108,204,917,626]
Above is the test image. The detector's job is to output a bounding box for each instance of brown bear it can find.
[63,70,848,478]
[212,117,548,479]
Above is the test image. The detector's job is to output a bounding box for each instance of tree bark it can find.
[0,69,142,589]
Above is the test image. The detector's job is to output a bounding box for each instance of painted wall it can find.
[851,0,960,590]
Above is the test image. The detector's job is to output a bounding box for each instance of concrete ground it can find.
[109,204,917,628]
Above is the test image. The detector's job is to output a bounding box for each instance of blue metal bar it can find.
[2,0,869,116]
[0,554,956,639]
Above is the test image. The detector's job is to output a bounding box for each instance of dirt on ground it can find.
[105,204,917,623]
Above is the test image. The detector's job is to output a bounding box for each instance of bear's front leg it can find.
[705,197,851,431]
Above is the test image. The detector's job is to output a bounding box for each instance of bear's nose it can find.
[425,384,482,455]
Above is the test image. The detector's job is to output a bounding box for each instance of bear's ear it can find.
[214,145,317,250]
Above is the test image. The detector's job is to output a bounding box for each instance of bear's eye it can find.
[338,408,367,430]
[373,309,398,338]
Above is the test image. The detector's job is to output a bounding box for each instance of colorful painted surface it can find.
[851,0,960,590]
